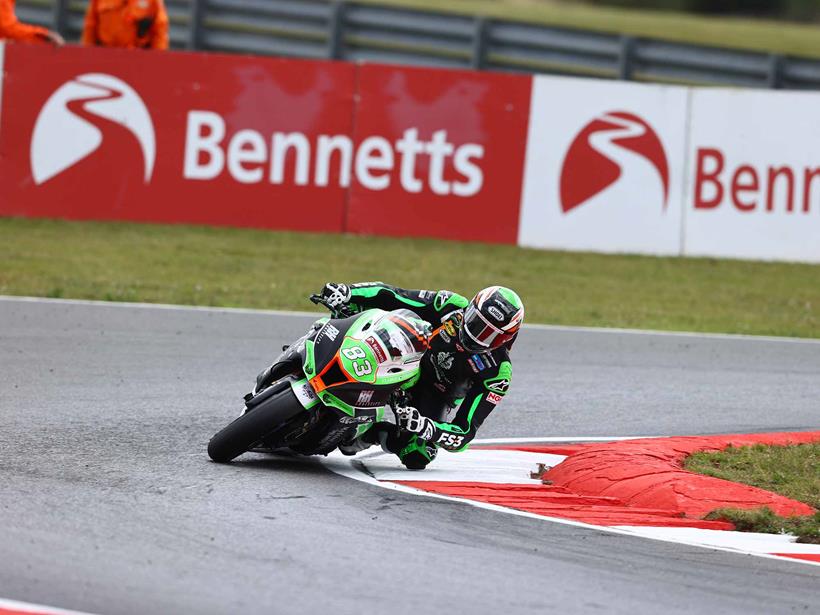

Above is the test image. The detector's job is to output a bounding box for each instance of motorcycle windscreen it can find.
[372,309,430,365]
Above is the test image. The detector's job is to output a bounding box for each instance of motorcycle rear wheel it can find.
[208,383,305,463]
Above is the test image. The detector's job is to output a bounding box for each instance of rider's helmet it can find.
[458,286,524,353]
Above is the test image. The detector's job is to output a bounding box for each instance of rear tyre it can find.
[208,384,305,463]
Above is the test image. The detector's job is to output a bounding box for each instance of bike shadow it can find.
[227,452,331,476]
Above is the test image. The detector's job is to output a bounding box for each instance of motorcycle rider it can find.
[318,282,524,470]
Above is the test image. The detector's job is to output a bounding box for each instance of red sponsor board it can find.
[346,64,532,244]
[0,44,355,232]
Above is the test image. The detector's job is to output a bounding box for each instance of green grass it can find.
[685,443,820,543]
[1,217,819,337]
[360,0,820,59]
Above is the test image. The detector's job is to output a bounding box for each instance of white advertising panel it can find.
[518,75,689,255]
[685,89,820,263]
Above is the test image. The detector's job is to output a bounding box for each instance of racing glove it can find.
[396,406,435,441]
[321,283,352,311]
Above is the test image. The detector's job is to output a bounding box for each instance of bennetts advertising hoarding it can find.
[0,42,817,263]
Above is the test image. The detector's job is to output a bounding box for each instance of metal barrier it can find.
[14,0,820,89]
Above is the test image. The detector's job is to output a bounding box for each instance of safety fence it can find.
[1,42,818,263]
[15,0,820,90]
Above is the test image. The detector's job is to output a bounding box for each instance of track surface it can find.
[1,298,818,615]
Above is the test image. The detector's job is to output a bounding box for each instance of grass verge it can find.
[1,217,819,337]
[359,0,820,59]
[685,443,820,543]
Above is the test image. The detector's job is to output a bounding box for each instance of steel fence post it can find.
[188,0,205,50]
[767,53,784,89]
[52,0,70,38]
[327,1,347,60]
[618,35,636,81]
[470,17,489,70]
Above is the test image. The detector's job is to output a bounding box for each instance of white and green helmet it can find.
[459,286,524,352]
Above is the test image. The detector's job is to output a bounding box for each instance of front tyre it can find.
[208,385,305,463]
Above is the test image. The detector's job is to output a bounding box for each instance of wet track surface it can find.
[1,298,818,614]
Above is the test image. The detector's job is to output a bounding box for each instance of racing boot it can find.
[338,436,373,456]
[338,423,386,456]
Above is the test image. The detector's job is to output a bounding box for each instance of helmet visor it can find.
[461,304,516,351]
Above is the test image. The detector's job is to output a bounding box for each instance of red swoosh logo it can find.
[560,111,669,213]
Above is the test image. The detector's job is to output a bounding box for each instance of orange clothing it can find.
[0,0,51,43]
[82,0,169,50]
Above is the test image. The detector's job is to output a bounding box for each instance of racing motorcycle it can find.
[207,295,431,463]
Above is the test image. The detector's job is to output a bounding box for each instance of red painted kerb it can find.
[541,432,818,519]
[399,431,819,528]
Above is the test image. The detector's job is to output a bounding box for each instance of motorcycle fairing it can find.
[303,309,430,417]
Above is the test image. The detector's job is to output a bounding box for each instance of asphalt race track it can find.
[1,297,818,615]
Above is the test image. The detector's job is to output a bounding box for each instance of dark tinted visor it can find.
[461,305,515,351]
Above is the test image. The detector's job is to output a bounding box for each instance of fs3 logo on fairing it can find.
[30,73,156,185]
[559,111,669,214]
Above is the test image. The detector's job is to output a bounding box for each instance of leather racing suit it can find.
[343,282,514,469]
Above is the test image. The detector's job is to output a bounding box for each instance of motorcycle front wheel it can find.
[207,381,305,463]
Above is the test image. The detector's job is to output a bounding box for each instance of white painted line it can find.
[611,526,820,556]
[522,321,820,345]
[321,439,820,569]
[335,447,565,484]
[0,597,96,615]
[475,436,658,444]
[0,295,319,318]
[2,295,818,344]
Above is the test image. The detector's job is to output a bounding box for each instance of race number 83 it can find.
[342,346,372,377]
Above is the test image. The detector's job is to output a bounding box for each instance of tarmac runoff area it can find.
[0,296,818,615]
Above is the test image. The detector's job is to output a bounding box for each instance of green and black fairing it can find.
[243,308,430,452]
[208,303,435,462]
[303,309,429,418]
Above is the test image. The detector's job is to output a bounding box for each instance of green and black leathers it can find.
[346,282,513,464]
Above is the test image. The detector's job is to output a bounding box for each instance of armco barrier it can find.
[0,43,818,264]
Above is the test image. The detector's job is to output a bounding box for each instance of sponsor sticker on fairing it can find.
[339,414,374,424]
[324,324,340,341]
[292,381,318,408]
[365,336,387,363]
